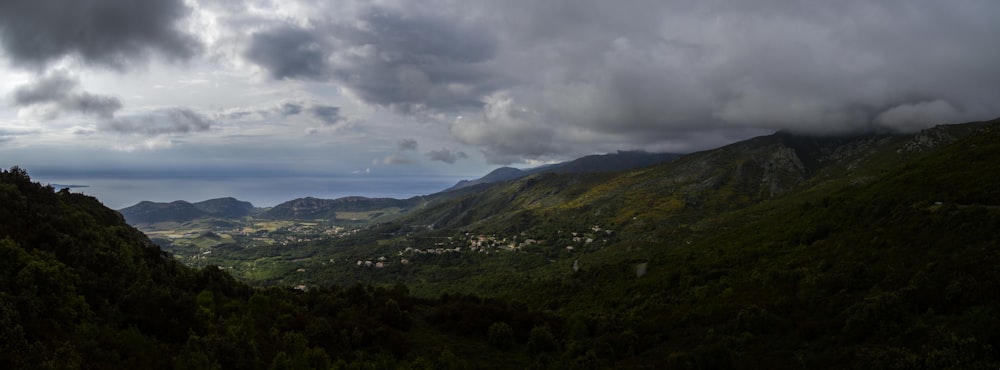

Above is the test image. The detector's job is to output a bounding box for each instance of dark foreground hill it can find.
[0,167,564,369]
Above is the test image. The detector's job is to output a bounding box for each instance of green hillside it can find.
[216,119,1000,368]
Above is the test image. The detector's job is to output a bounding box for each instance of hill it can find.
[191,197,257,218]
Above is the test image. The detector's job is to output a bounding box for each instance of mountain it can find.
[249,118,1000,368]
[444,150,681,191]
[406,121,997,234]
[119,200,206,224]
[119,197,257,224]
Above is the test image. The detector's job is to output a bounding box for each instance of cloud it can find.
[398,138,418,151]
[875,100,966,132]
[242,6,503,112]
[0,0,200,69]
[102,108,212,135]
[0,126,38,145]
[450,93,561,164]
[245,25,328,79]
[280,103,303,116]
[219,101,321,122]
[6,0,1000,167]
[307,105,344,125]
[426,148,468,164]
[231,1,999,162]
[11,71,122,119]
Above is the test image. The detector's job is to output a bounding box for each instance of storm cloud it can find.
[231,0,1000,163]
[308,105,344,126]
[245,26,328,80]
[0,0,199,68]
[3,0,1000,174]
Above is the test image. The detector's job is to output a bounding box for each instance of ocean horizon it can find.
[36,175,469,210]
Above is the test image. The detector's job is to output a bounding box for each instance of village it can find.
[352,225,616,270]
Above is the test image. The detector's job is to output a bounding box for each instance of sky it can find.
[1,0,999,207]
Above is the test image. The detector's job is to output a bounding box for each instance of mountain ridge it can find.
[119,197,259,224]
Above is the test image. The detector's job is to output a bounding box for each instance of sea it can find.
[37,175,468,210]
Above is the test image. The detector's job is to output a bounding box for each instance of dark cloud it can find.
[397,138,418,151]
[307,105,344,126]
[444,0,1000,161]
[426,148,468,164]
[11,72,122,119]
[280,103,303,116]
[0,0,199,69]
[330,9,503,111]
[103,108,212,135]
[12,72,76,104]
[245,26,328,80]
[241,7,503,112]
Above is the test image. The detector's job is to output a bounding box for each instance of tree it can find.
[488,322,514,350]
[527,326,557,354]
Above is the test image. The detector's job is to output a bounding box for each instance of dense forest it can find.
[3,120,1000,369]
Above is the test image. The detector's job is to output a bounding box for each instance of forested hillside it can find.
[0,168,563,369]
